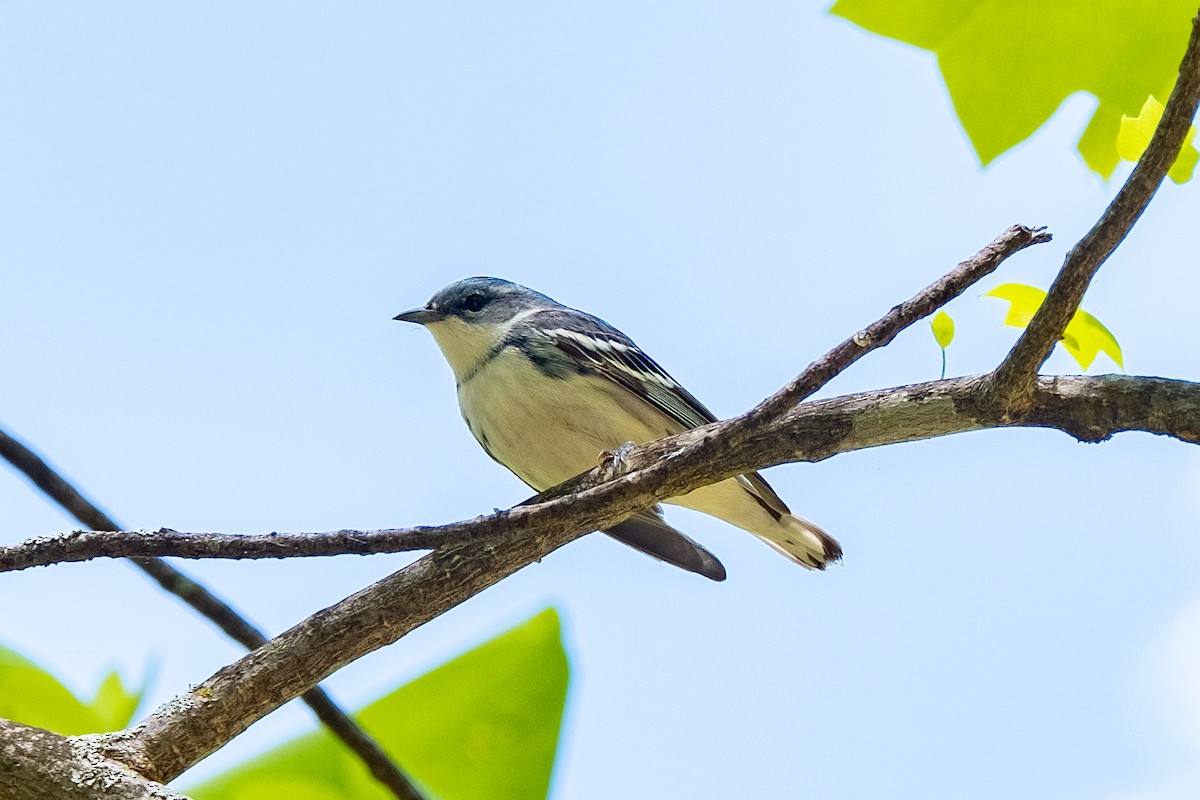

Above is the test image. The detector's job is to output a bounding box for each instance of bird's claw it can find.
[598,441,637,480]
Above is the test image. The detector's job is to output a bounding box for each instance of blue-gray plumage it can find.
[394,277,842,581]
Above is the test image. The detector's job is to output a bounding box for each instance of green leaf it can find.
[1116,94,1199,183]
[88,669,146,733]
[189,608,570,800]
[830,0,1197,177]
[984,283,1124,371]
[0,644,141,735]
[0,644,100,734]
[931,311,955,350]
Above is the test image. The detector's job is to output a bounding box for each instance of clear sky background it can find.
[2,3,1198,798]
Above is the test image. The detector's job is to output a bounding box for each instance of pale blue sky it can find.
[2,3,1199,798]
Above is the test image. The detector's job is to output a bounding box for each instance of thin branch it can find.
[1,372,1196,575]
[989,10,1200,411]
[531,224,1051,509]
[724,224,1051,440]
[0,428,427,800]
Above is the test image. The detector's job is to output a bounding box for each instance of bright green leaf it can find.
[1117,94,1199,183]
[984,283,1124,371]
[0,645,97,735]
[0,644,127,735]
[87,669,146,733]
[189,609,570,800]
[830,0,1197,177]
[931,311,955,350]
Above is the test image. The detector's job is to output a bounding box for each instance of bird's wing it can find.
[531,310,796,518]
[530,310,720,430]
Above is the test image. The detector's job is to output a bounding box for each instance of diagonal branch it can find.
[0,371,1196,575]
[0,428,427,800]
[723,224,1050,441]
[531,224,1050,508]
[989,10,1200,412]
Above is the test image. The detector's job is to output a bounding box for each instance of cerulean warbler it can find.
[395,277,841,581]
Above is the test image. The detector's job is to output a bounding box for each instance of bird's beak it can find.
[393,307,447,325]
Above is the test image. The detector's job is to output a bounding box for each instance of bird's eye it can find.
[461,293,488,313]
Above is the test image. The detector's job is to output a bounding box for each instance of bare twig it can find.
[6,213,1191,787]
[0,428,427,800]
[1,372,1195,575]
[726,224,1051,440]
[989,12,1200,411]
[531,224,1051,506]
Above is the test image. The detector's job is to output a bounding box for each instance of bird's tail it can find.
[605,507,727,581]
[756,513,843,570]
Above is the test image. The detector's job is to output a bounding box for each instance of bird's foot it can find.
[598,441,637,480]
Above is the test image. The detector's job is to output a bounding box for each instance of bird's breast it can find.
[457,347,676,491]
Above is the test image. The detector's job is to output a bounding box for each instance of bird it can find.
[394,277,841,581]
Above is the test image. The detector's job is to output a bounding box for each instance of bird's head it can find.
[394,277,555,379]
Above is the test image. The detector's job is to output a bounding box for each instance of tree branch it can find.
[0,428,427,800]
[1,373,1194,575]
[722,224,1050,443]
[0,719,188,800]
[989,11,1200,411]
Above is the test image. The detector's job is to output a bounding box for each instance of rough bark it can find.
[0,720,186,800]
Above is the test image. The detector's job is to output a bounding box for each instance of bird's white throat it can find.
[423,308,545,382]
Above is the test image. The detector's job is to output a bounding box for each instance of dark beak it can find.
[393,307,446,325]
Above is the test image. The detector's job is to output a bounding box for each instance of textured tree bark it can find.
[0,720,186,800]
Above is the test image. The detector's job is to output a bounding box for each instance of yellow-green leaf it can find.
[930,311,955,350]
[88,670,146,733]
[189,609,570,800]
[0,644,103,735]
[984,283,1124,371]
[830,0,1197,178]
[1116,94,1199,183]
[0,645,145,735]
